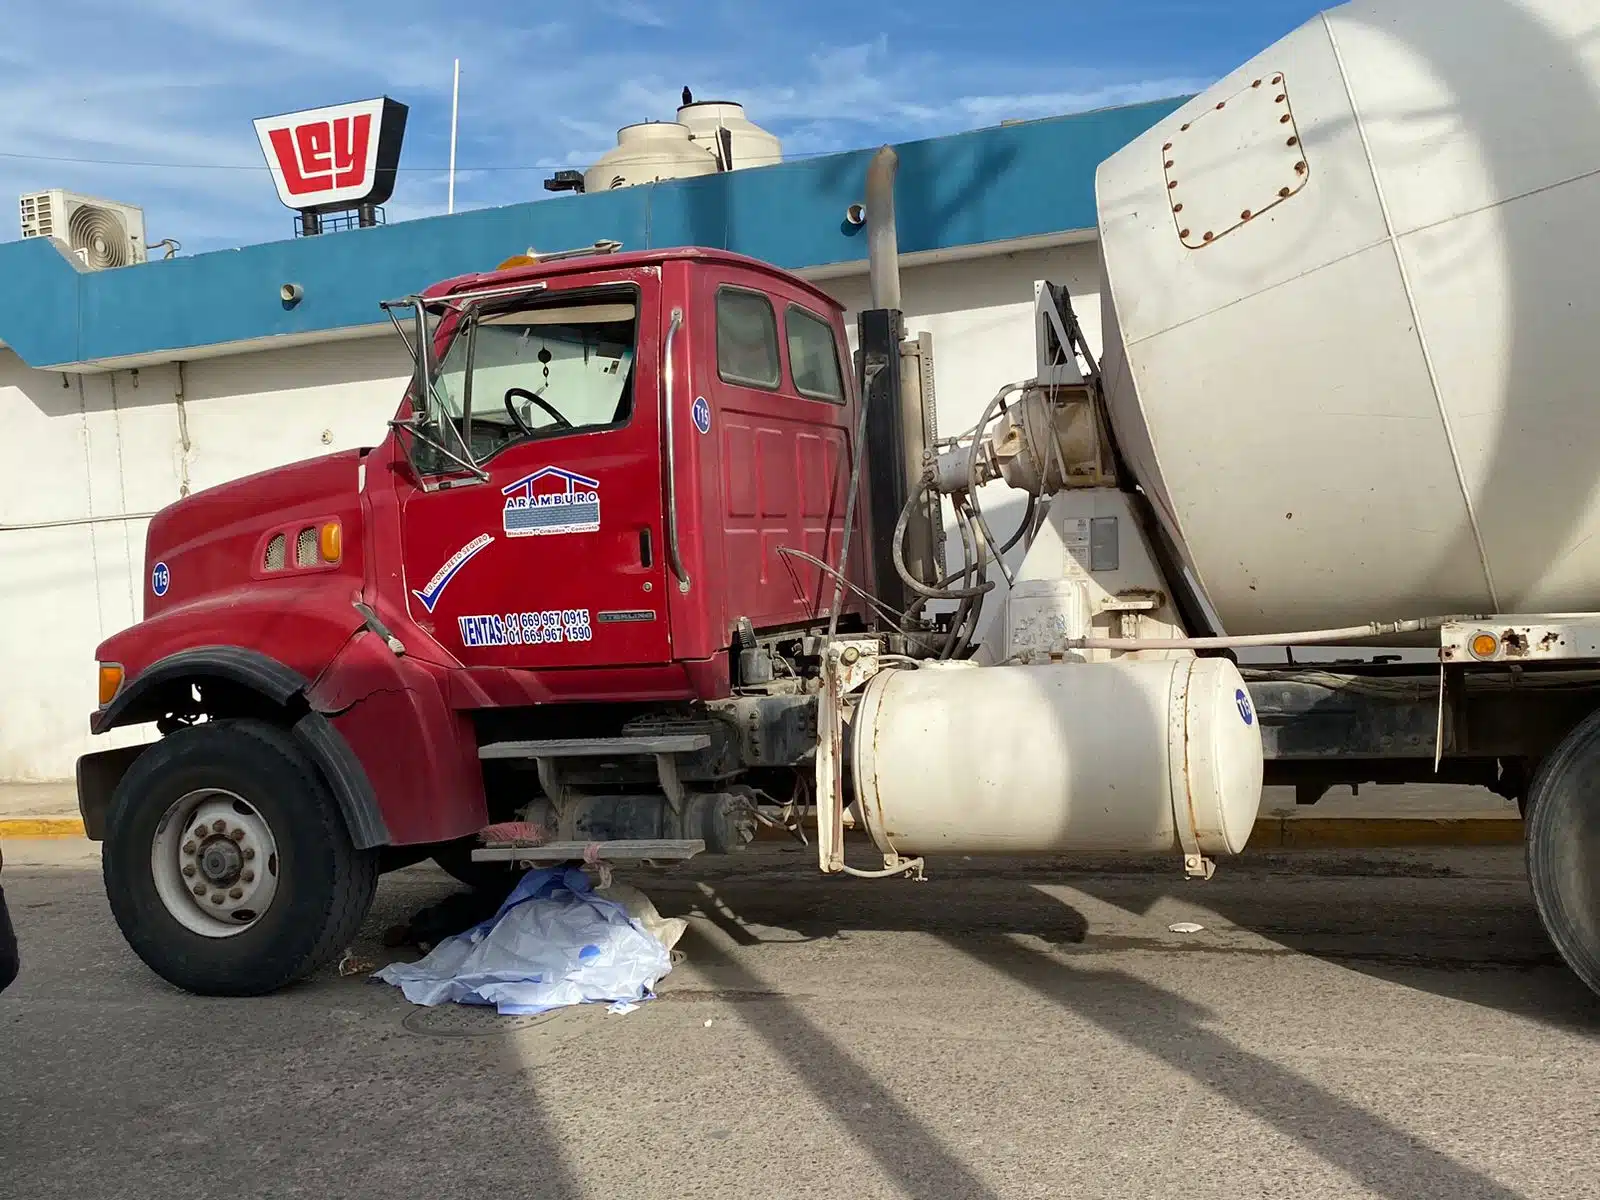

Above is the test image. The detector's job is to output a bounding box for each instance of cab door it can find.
[396,268,671,667]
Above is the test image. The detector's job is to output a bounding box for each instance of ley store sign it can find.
[253,97,409,215]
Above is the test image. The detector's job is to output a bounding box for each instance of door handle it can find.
[662,306,690,592]
[639,527,653,568]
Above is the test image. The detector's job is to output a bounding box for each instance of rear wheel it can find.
[1524,709,1600,997]
[431,838,514,893]
[103,720,379,996]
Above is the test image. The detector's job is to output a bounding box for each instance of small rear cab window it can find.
[785,304,845,403]
[716,287,782,390]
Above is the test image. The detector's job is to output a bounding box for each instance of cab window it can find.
[785,304,845,403]
[428,294,637,466]
[716,287,781,390]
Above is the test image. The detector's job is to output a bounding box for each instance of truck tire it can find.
[431,839,513,893]
[1523,708,1600,997]
[102,720,379,997]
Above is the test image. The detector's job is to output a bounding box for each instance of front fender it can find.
[80,644,391,850]
[309,632,486,846]
[95,577,366,698]
[92,645,309,734]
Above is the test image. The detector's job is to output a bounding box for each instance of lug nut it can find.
[229,888,244,900]
[192,883,206,896]
[212,820,226,833]
[229,828,245,842]
[243,849,256,862]
[182,865,196,878]
[211,893,226,905]
[242,870,255,883]
[193,828,207,840]
[182,841,196,855]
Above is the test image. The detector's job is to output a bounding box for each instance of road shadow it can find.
[677,925,1004,1200]
[670,861,1534,1200]
[0,861,593,1200]
[946,933,1530,1200]
[1058,848,1600,1034]
[662,856,1089,949]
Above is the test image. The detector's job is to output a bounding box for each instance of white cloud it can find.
[0,1,1204,254]
[596,0,671,28]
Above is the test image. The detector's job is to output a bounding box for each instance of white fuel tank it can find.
[850,658,1263,857]
[1097,0,1600,633]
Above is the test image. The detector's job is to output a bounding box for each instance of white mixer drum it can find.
[1096,0,1600,633]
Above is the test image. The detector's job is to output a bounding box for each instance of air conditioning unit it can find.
[19,190,147,269]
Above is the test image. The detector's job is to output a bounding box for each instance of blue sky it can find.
[0,0,1328,254]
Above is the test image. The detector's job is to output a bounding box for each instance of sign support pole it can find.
[448,59,461,215]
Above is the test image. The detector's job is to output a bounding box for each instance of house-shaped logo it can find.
[501,466,601,537]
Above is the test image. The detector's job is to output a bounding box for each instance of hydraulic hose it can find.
[965,381,1031,588]
[893,477,993,601]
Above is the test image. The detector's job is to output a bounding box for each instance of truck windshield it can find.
[427,296,637,466]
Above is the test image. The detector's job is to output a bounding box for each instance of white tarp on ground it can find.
[374,866,686,1015]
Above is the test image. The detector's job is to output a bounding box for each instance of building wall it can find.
[0,242,1103,781]
[0,340,415,780]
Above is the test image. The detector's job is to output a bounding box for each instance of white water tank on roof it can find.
[1095,0,1600,634]
[676,101,783,171]
[584,122,719,192]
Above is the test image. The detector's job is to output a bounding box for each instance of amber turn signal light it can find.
[1469,632,1499,660]
[98,663,124,707]
[319,522,342,563]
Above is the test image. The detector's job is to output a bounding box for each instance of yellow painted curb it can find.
[0,817,87,839]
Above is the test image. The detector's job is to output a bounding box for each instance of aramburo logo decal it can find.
[501,466,600,538]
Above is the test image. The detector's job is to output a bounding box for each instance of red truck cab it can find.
[80,247,874,995]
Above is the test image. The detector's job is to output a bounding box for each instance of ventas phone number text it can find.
[458,609,593,647]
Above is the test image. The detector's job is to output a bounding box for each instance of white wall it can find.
[0,242,1100,781]
[0,338,411,780]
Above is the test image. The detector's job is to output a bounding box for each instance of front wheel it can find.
[1524,710,1600,997]
[103,720,379,996]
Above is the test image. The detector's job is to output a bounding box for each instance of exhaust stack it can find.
[854,144,940,621]
[865,146,901,310]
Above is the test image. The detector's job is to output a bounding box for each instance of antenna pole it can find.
[447,58,461,214]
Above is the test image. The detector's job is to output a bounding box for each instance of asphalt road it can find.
[1,840,1597,1200]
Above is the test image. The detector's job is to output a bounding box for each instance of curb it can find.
[0,817,88,839]
[0,815,1526,848]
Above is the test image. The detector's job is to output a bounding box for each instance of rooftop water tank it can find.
[1095,0,1600,634]
[675,101,783,171]
[583,122,719,193]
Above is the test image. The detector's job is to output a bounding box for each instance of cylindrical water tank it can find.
[675,101,782,171]
[850,658,1263,857]
[1096,0,1600,633]
[583,122,719,193]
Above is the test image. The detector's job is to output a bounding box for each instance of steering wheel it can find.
[503,387,572,436]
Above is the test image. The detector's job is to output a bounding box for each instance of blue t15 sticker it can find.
[1235,688,1254,726]
[151,562,171,597]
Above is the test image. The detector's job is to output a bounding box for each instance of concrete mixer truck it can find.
[73,0,1600,1000]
